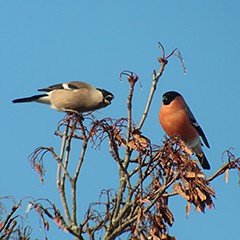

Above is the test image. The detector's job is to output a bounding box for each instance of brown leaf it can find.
[116,133,126,147]
[186,202,191,218]
[162,205,174,227]
[194,201,205,213]
[123,130,151,152]
[126,139,139,151]
[179,140,193,155]
[196,180,216,196]
[133,208,142,236]
[140,231,148,240]
[154,215,165,229]
[132,132,150,147]
[162,234,177,240]
[225,168,229,183]
[184,172,206,179]
[44,220,50,231]
[36,164,44,184]
[131,237,138,240]
[139,198,150,204]
[205,196,214,210]
[172,183,190,200]
[195,187,207,201]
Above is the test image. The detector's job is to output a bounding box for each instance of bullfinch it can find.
[12,81,114,114]
[159,91,210,169]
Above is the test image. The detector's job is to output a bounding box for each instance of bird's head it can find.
[162,91,182,105]
[98,89,115,105]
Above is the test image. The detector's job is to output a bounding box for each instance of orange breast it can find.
[159,97,198,143]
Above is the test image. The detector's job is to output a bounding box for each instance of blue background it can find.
[1,1,239,239]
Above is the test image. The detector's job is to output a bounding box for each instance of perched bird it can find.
[159,91,210,169]
[12,81,114,114]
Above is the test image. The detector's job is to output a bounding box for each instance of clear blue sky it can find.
[1,1,239,239]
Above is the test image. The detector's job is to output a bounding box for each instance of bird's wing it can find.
[38,83,66,92]
[38,82,86,92]
[185,105,210,148]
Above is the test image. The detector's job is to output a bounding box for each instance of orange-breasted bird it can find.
[159,91,210,169]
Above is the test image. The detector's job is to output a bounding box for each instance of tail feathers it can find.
[12,94,49,104]
[197,153,210,170]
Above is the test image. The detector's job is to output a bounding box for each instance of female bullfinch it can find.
[12,81,114,114]
[159,91,210,169]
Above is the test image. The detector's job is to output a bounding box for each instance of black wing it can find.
[38,83,65,92]
[185,105,210,148]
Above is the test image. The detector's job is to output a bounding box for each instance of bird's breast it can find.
[159,106,199,144]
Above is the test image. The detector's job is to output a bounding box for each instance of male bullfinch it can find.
[12,81,114,114]
[159,91,210,169]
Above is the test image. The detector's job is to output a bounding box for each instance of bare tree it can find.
[1,43,239,240]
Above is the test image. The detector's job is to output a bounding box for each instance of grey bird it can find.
[12,81,114,114]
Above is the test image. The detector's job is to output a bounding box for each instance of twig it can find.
[72,118,88,226]
[56,117,72,226]
[137,58,167,130]
[57,116,70,187]
[207,161,238,182]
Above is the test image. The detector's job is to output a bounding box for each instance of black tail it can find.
[197,153,210,170]
[12,94,48,103]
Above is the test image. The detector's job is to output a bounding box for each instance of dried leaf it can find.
[154,215,165,229]
[185,172,206,178]
[139,198,150,204]
[116,133,126,147]
[195,187,207,201]
[140,231,148,240]
[123,130,151,152]
[205,197,214,210]
[162,205,174,227]
[44,220,50,231]
[36,164,44,184]
[162,234,177,240]
[151,232,161,240]
[195,179,216,196]
[196,201,205,213]
[172,183,190,200]
[133,208,142,236]
[186,202,191,218]
[127,139,139,151]
[26,203,32,214]
[179,140,193,155]
[132,132,150,147]
[225,168,229,183]
[131,237,138,240]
